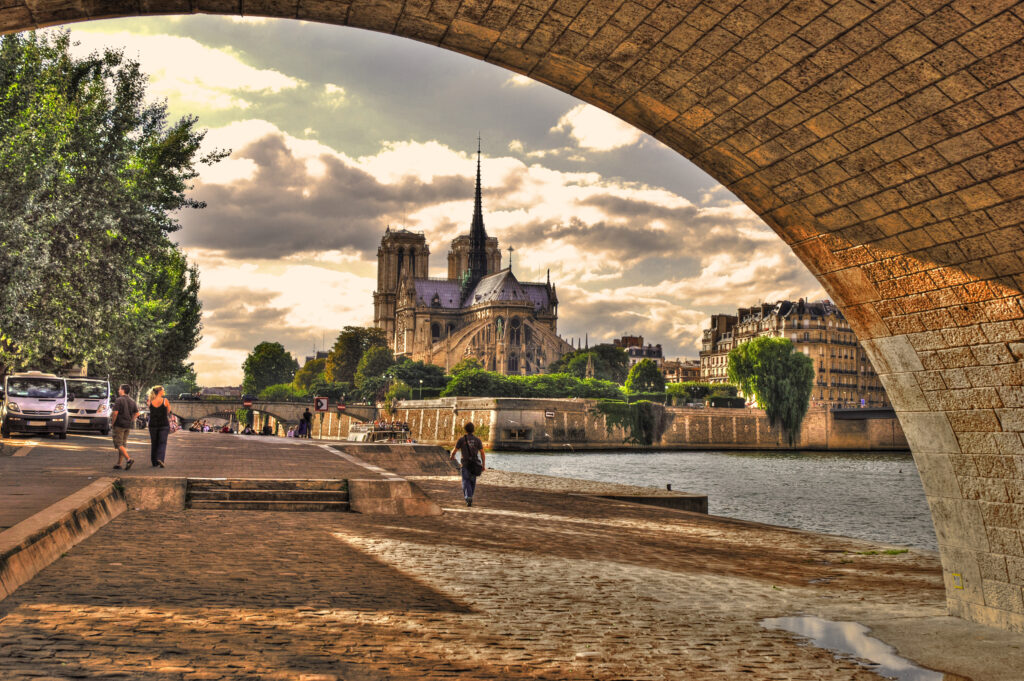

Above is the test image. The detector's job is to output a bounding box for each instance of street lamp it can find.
[418,378,423,400]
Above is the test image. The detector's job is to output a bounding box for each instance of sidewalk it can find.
[0,431,385,531]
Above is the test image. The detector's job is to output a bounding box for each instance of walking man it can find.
[449,422,486,506]
[110,384,139,470]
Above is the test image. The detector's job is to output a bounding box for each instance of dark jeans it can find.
[461,465,477,500]
[149,426,169,465]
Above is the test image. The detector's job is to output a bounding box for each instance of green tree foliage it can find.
[440,370,624,399]
[548,344,629,383]
[93,247,202,399]
[727,336,814,446]
[625,358,665,393]
[665,381,739,403]
[325,326,387,383]
[0,31,222,373]
[242,342,298,394]
[354,346,395,389]
[159,364,199,399]
[258,383,305,401]
[448,357,483,376]
[385,358,447,390]
[593,400,665,446]
[383,380,412,413]
[307,378,352,402]
[293,358,326,391]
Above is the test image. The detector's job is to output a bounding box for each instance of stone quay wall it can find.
[375,398,909,452]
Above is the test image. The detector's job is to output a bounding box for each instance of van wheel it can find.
[58,432,67,440]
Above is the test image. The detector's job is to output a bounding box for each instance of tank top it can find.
[149,401,170,429]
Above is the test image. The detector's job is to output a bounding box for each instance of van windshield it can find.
[6,378,65,398]
[67,380,108,399]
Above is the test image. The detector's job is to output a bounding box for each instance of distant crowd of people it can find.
[372,420,410,432]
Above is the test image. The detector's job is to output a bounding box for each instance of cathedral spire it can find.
[464,136,489,297]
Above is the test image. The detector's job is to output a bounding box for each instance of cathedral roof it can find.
[414,279,463,308]
[464,269,551,311]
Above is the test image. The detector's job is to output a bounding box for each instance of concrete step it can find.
[187,478,348,492]
[188,489,350,503]
[188,499,350,512]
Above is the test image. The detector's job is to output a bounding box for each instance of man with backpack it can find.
[450,422,486,506]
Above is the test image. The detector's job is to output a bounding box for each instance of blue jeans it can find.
[461,465,477,500]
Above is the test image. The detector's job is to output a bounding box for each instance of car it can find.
[177,393,201,401]
[1,371,69,439]
[65,377,112,435]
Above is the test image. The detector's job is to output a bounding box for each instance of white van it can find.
[65,377,111,435]
[1,371,69,438]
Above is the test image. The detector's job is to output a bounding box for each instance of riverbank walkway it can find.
[1,433,1023,680]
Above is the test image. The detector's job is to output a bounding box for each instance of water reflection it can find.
[761,616,962,680]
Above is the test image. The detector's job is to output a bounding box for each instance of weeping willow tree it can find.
[727,337,814,446]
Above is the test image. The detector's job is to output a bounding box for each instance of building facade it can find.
[699,300,890,408]
[663,359,700,383]
[373,147,572,375]
[612,335,665,368]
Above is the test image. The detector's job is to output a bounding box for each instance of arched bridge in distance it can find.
[171,400,378,427]
[4,0,1024,631]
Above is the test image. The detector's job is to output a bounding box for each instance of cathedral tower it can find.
[373,228,429,342]
[462,140,490,298]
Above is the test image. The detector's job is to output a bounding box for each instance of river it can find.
[486,450,938,551]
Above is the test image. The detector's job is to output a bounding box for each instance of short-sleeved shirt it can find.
[456,434,484,464]
[112,395,138,429]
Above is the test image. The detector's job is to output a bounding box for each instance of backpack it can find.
[461,435,484,476]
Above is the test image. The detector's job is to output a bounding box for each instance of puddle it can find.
[761,615,964,681]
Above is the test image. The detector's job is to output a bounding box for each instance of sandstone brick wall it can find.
[2,0,1022,632]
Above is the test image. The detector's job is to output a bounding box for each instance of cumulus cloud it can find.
[504,74,536,87]
[551,104,644,152]
[66,32,303,111]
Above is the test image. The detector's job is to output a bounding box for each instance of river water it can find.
[486,450,938,551]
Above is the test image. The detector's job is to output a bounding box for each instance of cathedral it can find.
[373,146,572,375]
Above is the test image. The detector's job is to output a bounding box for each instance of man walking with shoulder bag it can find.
[450,422,486,507]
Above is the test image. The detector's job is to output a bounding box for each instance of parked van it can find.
[65,377,111,435]
[0,371,69,438]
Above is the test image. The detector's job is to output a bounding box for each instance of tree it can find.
[258,383,304,401]
[242,342,298,394]
[386,358,447,389]
[159,364,200,399]
[440,369,512,397]
[0,31,223,373]
[727,336,814,446]
[354,346,395,389]
[449,357,483,376]
[293,358,326,391]
[625,359,665,393]
[325,326,387,383]
[549,344,629,383]
[92,246,203,400]
[384,380,412,413]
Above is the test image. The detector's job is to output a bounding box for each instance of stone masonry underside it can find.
[3,0,1024,631]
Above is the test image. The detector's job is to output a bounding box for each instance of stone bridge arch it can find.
[4,0,1024,630]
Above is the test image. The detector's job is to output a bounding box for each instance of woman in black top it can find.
[147,385,172,468]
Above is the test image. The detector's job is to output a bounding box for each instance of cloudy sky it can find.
[63,16,825,386]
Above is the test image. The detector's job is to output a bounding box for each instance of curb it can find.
[0,478,126,601]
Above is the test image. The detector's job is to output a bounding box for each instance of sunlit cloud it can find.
[552,104,643,152]
[66,32,303,111]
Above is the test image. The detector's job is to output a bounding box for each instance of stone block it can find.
[900,411,961,453]
[987,527,1024,556]
[939,545,986,605]
[978,552,1009,581]
[983,579,1024,612]
[997,408,1024,432]
[912,451,962,497]
[862,335,925,374]
[929,496,990,551]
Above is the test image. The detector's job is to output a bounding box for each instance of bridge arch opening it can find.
[4,1,1024,631]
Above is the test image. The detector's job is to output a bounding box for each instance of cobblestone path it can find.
[0,473,948,680]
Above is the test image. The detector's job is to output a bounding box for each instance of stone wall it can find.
[388,398,908,451]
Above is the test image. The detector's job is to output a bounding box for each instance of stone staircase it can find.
[186,479,350,512]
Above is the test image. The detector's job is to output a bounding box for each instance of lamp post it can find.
[418,379,423,400]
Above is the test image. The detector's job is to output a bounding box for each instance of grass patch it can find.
[854,548,909,556]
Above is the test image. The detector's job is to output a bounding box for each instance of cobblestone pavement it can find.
[0,469,955,680]
[0,432,379,529]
